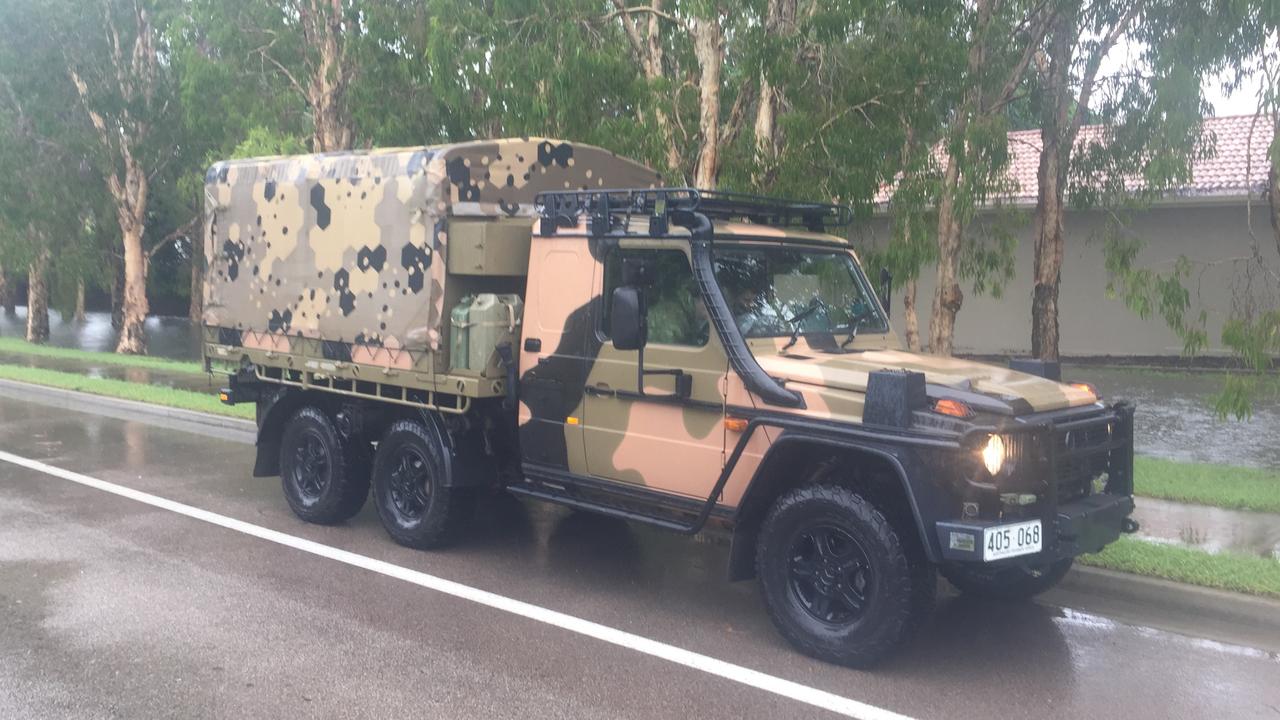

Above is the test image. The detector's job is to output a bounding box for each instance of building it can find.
[858,114,1276,359]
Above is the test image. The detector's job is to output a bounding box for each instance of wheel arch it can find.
[727,433,935,582]
[254,387,325,476]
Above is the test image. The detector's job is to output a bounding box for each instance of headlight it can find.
[981,434,1006,475]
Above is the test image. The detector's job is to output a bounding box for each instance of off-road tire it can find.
[279,406,371,524]
[756,484,926,668]
[372,419,473,549]
[941,558,1074,601]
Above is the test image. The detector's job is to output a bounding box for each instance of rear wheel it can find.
[756,484,930,668]
[372,419,473,549]
[279,406,370,524]
[941,558,1073,601]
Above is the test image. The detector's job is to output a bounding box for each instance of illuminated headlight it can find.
[981,434,1006,475]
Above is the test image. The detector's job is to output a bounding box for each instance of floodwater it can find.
[1,308,1277,469]
[1070,364,1280,470]
[1133,497,1280,560]
[0,309,201,360]
[0,351,214,393]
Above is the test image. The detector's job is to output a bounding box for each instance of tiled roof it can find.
[878,114,1273,206]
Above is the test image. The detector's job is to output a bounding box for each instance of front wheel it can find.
[941,558,1073,601]
[755,485,929,668]
[372,419,473,549]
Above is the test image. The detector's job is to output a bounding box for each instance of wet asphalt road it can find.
[1,395,1278,719]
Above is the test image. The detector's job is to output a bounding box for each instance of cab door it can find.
[580,244,729,501]
[517,235,596,472]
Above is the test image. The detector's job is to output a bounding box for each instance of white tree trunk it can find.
[26,248,50,344]
[692,17,724,189]
[117,221,149,354]
[74,278,87,323]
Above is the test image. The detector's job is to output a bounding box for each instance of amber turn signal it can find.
[724,417,749,432]
[933,398,974,419]
[1068,382,1100,399]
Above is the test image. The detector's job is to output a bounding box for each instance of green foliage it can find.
[0,336,204,374]
[0,363,252,418]
[1079,536,1280,599]
[1134,456,1280,513]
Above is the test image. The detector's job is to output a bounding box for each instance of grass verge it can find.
[1079,537,1280,599]
[0,364,252,419]
[1135,456,1280,514]
[0,336,203,374]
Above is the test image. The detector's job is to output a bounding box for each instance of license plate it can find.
[984,520,1042,561]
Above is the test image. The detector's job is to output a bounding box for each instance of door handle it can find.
[584,382,615,397]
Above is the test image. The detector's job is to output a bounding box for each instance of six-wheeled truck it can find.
[203,138,1139,667]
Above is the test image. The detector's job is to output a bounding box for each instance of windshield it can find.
[712,245,888,339]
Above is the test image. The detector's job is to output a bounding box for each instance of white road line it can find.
[0,449,915,720]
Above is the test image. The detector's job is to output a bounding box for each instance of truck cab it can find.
[204,142,1136,668]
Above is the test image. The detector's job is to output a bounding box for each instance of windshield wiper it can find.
[840,310,870,350]
[780,298,825,352]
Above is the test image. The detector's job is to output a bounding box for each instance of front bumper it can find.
[936,492,1136,563]
[934,401,1137,565]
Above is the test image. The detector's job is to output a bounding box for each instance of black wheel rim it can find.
[387,446,431,521]
[290,429,331,502]
[787,524,873,625]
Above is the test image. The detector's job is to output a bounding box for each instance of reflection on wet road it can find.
[1,394,1278,719]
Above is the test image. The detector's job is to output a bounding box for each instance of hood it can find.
[753,348,1097,414]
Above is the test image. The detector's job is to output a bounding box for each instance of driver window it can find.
[602,249,709,347]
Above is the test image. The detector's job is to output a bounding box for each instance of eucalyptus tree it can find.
[0,0,105,343]
[928,0,1060,356]
[44,0,185,353]
[1028,0,1144,361]
[1101,0,1278,416]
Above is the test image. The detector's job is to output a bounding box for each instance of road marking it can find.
[0,449,914,720]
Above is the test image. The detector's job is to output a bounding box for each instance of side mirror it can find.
[878,267,893,319]
[610,286,647,351]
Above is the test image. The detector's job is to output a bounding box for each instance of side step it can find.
[510,464,733,535]
[506,483,697,533]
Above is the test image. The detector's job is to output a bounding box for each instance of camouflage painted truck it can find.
[203,138,1139,667]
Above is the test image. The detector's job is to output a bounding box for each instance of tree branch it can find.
[601,5,680,25]
[146,214,199,260]
[1067,0,1143,140]
[252,42,309,102]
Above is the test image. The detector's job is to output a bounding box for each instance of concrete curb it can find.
[2,377,1277,652]
[1043,565,1280,654]
[0,378,255,444]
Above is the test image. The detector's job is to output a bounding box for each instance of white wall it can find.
[854,201,1279,357]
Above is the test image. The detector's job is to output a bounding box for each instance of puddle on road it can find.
[1132,497,1280,560]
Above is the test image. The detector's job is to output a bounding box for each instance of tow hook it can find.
[1121,518,1140,534]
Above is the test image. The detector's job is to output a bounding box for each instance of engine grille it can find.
[1050,412,1130,503]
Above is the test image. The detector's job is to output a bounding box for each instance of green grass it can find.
[1079,536,1280,599]
[1135,456,1280,514]
[0,364,252,419]
[0,336,203,374]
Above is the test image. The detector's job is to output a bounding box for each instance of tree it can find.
[1029,0,1143,361]
[0,0,103,343]
[928,0,1058,356]
[59,0,180,353]
[1103,1,1279,417]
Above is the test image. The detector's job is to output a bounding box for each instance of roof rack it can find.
[534,187,852,237]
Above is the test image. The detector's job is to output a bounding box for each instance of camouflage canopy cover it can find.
[203,138,660,353]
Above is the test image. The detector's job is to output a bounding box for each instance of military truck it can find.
[204,138,1138,667]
